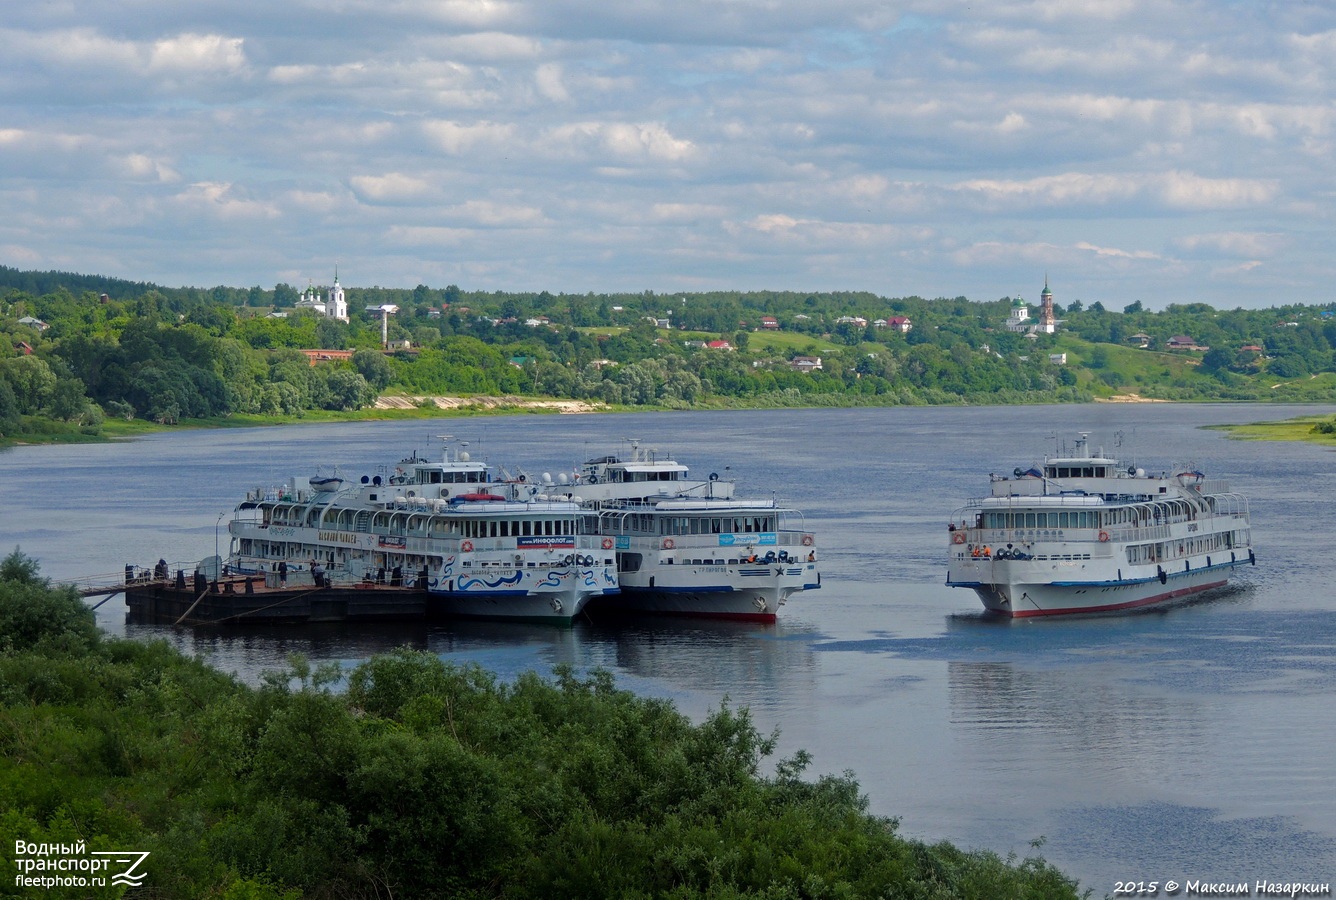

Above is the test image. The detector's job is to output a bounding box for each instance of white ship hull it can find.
[429,563,619,623]
[950,553,1251,617]
[946,432,1254,619]
[602,560,818,621]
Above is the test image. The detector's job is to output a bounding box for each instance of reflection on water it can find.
[7,402,1336,892]
[130,615,819,717]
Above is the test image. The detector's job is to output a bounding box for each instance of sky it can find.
[2,1,1334,310]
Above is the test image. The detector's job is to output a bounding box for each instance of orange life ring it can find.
[801,534,814,546]
[601,538,614,550]
[461,540,474,552]
[952,532,966,545]
[1098,531,1110,543]
[662,538,675,550]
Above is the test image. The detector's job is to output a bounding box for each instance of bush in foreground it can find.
[0,551,1085,898]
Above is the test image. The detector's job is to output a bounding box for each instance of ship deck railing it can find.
[949,511,1250,549]
[67,560,213,598]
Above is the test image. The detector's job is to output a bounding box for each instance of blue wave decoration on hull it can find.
[539,570,574,588]
[458,572,524,591]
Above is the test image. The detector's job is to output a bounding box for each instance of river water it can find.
[4,403,1335,893]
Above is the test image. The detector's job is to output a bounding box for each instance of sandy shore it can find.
[373,395,605,414]
[1095,393,1171,403]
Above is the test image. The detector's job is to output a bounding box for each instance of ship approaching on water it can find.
[946,433,1254,617]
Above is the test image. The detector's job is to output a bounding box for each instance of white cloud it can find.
[385,225,475,246]
[648,202,728,222]
[446,199,546,226]
[173,182,278,220]
[422,120,516,154]
[349,173,435,204]
[1174,231,1286,258]
[0,243,42,266]
[433,31,542,61]
[0,1,1332,305]
[1072,241,1160,260]
[948,171,1276,212]
[547,122,696,164]
[148,33,247,74]
[112,154,179,183]
[1157,171,1277,209]
[535,63,569,102]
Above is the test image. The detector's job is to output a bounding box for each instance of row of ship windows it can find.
[411,471,488,484]
[614,515,778,535]
[449,518,579,539]
[1124,530,1245,564]
[657,512,774,534]
[981,510,1099,529]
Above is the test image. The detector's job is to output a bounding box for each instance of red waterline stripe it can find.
[1007,579,1227,618]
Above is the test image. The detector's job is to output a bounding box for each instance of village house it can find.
[298,349,356,366]
[1166,335,1209,351]
[790,356,823,373]
[759,316,779,330]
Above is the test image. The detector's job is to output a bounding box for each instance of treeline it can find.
[3,268,1336,441]
[0,552,1085,898]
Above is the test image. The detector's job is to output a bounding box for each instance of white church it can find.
[1004,278,1060,335]
[296,272,349,321]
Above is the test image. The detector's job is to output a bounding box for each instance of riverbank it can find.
[1210,412,1336,445]
[372,394,605,414]
[0,395,620,447]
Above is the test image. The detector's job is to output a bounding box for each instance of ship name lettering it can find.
[317,531,359,545]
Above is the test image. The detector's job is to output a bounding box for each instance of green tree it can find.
[321,369,375,411]
[352,349,394,392]
[0,355,58,414]
[272,283,300,308]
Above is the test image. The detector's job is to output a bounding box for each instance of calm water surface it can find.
[4,403,1335,893]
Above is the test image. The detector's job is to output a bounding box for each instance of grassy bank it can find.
[1209,413,1336,445]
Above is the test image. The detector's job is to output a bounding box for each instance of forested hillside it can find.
[3,267,1335,443]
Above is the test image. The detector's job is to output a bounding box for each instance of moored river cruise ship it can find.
[227,438,617,623]
[541,440,819,621]
[946,433,1254,617]
[595,497,818,622]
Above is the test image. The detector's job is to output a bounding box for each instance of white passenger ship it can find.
[513,440,822,619]
[227,439,618,623]
[596,497,818,621]
[946,434,1254,617]
[528,441,818,621]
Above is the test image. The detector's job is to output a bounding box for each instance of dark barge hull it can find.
[125,579,429,626]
